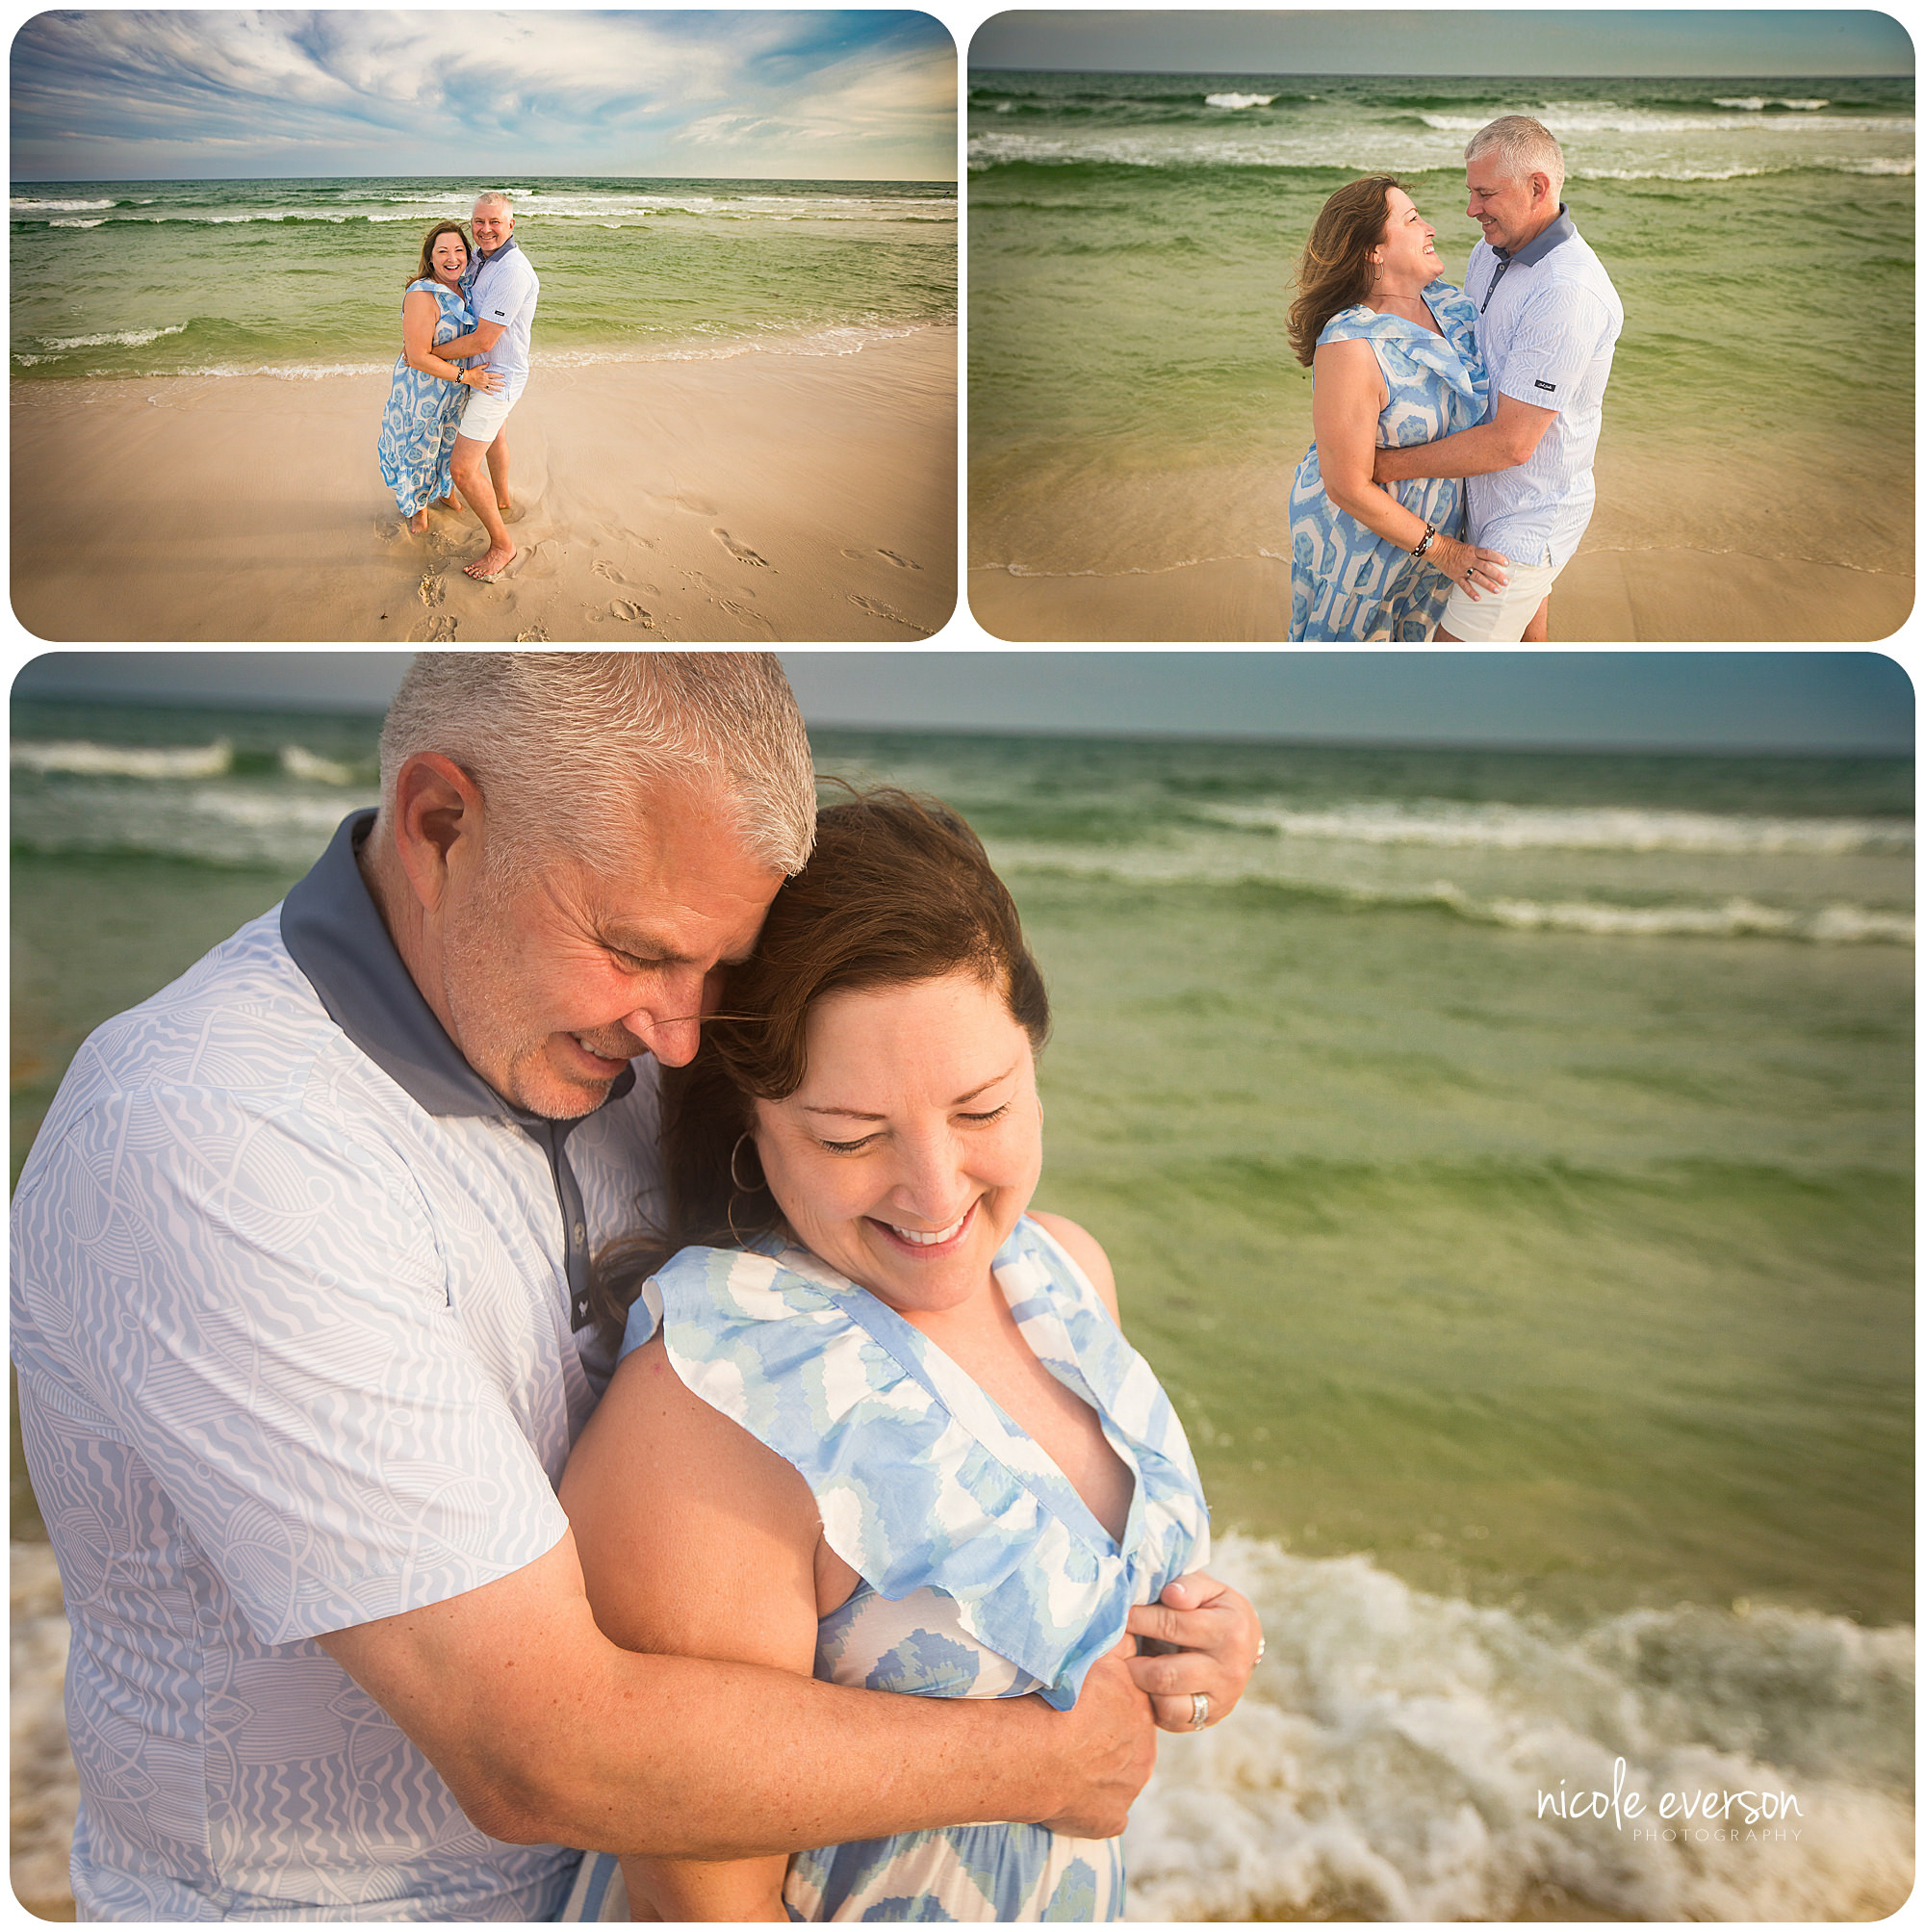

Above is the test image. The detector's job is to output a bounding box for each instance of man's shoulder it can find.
[24,906,402,1169]
[1543,227,1623,309]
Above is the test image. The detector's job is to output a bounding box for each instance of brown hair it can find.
[589,787,1050,1340]
[1285,174,1400,367]
[408,220,471,289]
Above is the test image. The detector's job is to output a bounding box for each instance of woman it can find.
[1287,176,1510,640]
[560,791,1245,1923]
[376,220,500,535]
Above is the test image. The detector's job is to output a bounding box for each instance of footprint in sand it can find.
[876,550,923,571]
[847,594,924,631]
[607,601,656,629]
[423,615,458,642]
[712,529,771,569]
[375,519,403,542]
[719,598,774,637]
[517,624,550,643]
[417,572,445,608]
[591,559,628,585]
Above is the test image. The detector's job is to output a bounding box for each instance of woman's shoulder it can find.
[1314,303,1387,348]
[404,277,440,295]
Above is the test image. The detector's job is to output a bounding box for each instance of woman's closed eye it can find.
[818,1102,1013,1155]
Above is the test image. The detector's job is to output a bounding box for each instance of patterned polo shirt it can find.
[11,811,660,1919]
[1464,207,1625,570]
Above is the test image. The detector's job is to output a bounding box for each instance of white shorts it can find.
[1440,552,1562,642]
[457,372,525,446]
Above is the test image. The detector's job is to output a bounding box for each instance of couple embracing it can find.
[13,655,1261,1923]
[1289,115,1625,642]
[377,191,538,582]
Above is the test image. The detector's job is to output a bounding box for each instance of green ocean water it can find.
[10,175,957,382]
[10,696,1912,1919]
[966,72,1915,576]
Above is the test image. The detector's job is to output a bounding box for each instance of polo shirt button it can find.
[571,1224,585,1243]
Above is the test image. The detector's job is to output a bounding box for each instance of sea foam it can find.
[1123,1534,1912,1921]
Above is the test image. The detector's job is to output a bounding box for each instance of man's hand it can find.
[1029,1641,1158,1838]
[1125,1572,1263,1734]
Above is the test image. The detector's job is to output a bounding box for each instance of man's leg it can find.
[485,432,513,516]
[1522,596,1550,643]
[450,433,516,580]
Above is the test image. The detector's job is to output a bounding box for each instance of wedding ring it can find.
[1189,1692,1210,1730]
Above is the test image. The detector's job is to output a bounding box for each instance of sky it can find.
[967,10,1914,77]
[10,652,1914,754]
[10,10,957,182]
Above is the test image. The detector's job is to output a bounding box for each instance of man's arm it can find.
[433,319,504,363]
[320,1337,1158,1870]
[1374,388,1556,484]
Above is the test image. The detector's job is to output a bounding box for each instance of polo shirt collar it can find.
[1494,205,1574,267]
[280,810,633,1125]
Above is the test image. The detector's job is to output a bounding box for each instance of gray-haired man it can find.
[12,653,1258,1920]
[1376,116,1624,641]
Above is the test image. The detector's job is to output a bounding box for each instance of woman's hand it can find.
[1124,1571,1264,1733]
[1429,532,1509,601]
[462,366,504,394]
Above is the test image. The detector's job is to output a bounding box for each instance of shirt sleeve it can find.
[11,1087,570,1646]
[1491,277,1615,413]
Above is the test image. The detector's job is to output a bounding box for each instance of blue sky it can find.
[10,652,1913,754]
[11,10,957,181]
[968,10,1914,77]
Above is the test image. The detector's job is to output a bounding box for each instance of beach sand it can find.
[969,547,1914,644]
[13,326,956,645]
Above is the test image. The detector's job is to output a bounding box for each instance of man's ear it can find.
[391,752,486,914]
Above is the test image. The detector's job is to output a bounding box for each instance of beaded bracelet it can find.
[1410,522,1438,559]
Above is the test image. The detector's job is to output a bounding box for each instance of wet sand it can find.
[12,327,956,645]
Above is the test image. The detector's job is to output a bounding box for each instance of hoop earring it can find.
[727,1131,762,1248]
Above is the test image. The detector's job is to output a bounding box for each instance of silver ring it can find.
[1255,1636,1266,1666]
[1189,1691,1210,1730]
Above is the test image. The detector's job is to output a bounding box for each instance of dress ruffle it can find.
[629,1215,1210,1711]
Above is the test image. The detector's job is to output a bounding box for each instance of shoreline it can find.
[12,325,956,644]
[968,545,1915,644]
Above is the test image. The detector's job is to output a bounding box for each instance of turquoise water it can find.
[9,175,957,381]
[10,697,1912,1919]
[966,72,1915,575]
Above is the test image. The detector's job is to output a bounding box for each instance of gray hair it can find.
[377,652,816,879]
[1464,116,1565,203]
[473,190,515,215]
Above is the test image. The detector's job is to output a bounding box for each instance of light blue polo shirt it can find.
[463,234,540,382]
[10,811,659,1919]
[1465,207,1624,570]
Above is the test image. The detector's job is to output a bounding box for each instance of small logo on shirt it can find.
[1535,379,1557,392]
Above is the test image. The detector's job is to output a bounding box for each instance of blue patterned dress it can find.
[1289,280,1488,641]
[376,278,475,516]
[562,1216,1211,1923]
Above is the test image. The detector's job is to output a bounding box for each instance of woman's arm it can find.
[401,290,500,389]
[1311,338,1506,596]
[561,1336,830,1921]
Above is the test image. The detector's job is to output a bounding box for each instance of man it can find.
[1375,116,1624,642]
[12,654,1257,1920]
[446,191,538,583]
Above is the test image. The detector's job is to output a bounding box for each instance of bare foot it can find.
[463,542,517,583]
[407,507,430,535]
[430,494,459,511]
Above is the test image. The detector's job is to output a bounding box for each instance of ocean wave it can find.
[10,195,114,212]
[33,324,187,351]
[10,738,232,780]
[1418,108,1913,136]
[1204,92,1274,110]
[279,745,358,786]
[49,218,107,228]
[1125,1533,1912,1921]
[1714,96,1831,112]
[1203,800,1912,857]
